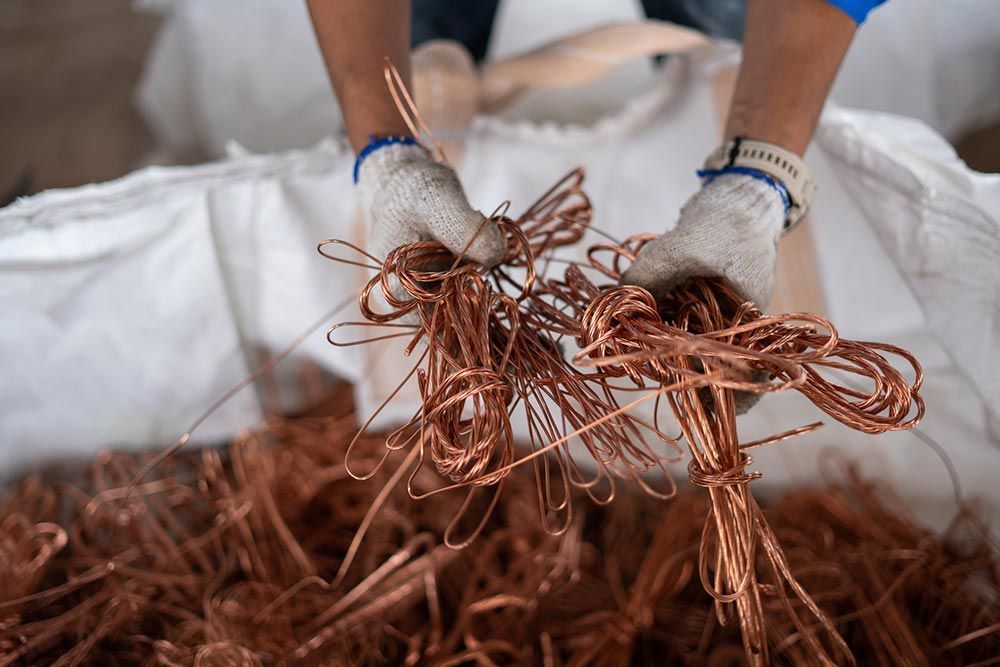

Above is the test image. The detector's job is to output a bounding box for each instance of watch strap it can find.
[703,138,814,230]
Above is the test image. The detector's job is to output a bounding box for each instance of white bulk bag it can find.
[817,105,1000,426]
[0,143,362,472]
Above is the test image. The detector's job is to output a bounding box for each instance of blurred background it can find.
[0,2,160,202]
[2,0,999,205]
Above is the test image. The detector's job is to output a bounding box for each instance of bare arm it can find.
[624,0,864,324]
[725,0,857,156]
[305,1,504,266]
[306,0,413,153]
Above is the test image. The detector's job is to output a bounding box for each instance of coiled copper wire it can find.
[0,61,972,666]
[318,158,926,664]
[318,66,929,659]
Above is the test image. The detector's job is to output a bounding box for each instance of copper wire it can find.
[519,242,924,665]
[313,62,929,663]
[317,109,927,656]
[0,59,981,666]
[3,413,997,664]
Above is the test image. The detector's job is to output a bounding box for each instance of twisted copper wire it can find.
[516,238,924,665]
[322,169,683,553]
[316,136,933,662]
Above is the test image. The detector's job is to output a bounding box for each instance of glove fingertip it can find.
[619,242,677,300]
[463,217,505,268]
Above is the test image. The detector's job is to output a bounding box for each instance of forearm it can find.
[725,0,856,156]
[307,0,413,153]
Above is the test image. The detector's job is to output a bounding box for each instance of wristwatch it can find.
[702,138,815,231]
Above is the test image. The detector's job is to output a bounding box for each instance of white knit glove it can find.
[356,142,505,267]
[621,173,786,309]
[622,173,787,414]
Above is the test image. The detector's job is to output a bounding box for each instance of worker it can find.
[306,0,881,355]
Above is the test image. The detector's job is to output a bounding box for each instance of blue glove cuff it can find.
[353,135,419,184]
[696,165,792,217]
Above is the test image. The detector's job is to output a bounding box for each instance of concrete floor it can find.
[1,1,997,206]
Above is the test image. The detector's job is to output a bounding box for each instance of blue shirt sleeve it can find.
[824,0,886,24]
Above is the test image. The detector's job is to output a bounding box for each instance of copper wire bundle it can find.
[320,146,925,661]
[519,240,925,664]
[322,170,682,547]
[1,393,998,665]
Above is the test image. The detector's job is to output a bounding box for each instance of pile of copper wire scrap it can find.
[1,385,997,666]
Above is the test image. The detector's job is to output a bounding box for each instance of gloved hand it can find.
[621,172,788,414]
[356,140,505,267]
[621,172,786,309]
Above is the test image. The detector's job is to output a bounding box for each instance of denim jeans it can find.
[412,0,747,62]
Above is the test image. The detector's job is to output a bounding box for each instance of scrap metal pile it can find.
[1,394,997,665]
